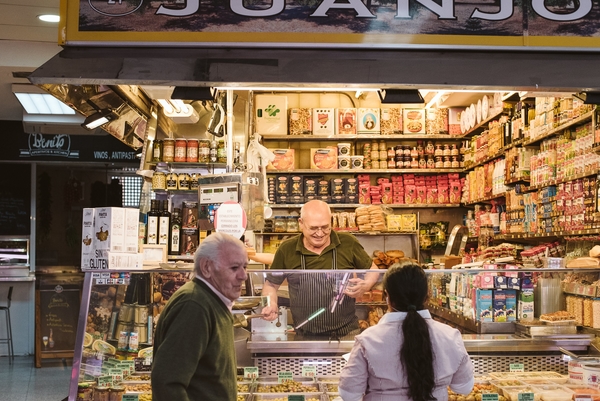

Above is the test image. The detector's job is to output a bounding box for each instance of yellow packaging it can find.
[386,215,403,231]
[400,214,417,232]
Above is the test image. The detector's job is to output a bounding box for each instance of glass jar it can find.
[174,139,187,162]
[417,141,424,157]
[425,140,435,155]
[178,173,191,190]
[443,156,452,168]
[210,140,218,163]
[109,386,125,401]
[451,143,459,156]
[410,147,418,158]
[378,147,387,162]
[410,157,418,168]
[198,140,211,163]
[418,157,427,169]
[152,172,166,190]
[274,217,287,233]
[162,138,175,162]
[370,149,380,161]
[190,173,199,190]
[186,139,199,162]
[166,173,178,190]
[427,156,435,169]
[77,383,94,401]
[93,387,110,401]
[387,158,395,169]
[387,147,395,159]
[152,139,163,163]
[395,145,403,157]
[286,216,299,233]
[443,144,451,156]
[217,140,227,163]
[434,144,443,156]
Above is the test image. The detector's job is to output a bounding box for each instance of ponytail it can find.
[384,263,435,401]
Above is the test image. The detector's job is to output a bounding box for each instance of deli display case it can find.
[67,267,599,400]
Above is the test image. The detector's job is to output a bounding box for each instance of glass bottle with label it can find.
[158,200,170,246]
[210,140,218,163]
[146,200,159,245]
[169,208,182,255]
[152,139,163,163]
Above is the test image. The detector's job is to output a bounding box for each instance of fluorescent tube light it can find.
[13,92,76,115]
[37,14,60,23]
[82,109,117,130]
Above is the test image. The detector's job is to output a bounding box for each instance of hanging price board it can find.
[510,363,525,372]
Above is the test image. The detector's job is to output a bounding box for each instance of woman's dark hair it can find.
[383,262,434,401]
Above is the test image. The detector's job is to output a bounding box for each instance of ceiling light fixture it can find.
[425,91,447,109]
[378,89,424,104]
[82,109,118,130]
[158,99,199,124]
[171,87,215,101]
[37,14,60,23]
[12,84,76,115]
[213,86,381,92]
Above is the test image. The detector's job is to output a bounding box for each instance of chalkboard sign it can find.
[0,164,30,235]
[39,288,80,352]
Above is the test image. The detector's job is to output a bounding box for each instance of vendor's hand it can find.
[344,278,368,299]
[261,305,279,321]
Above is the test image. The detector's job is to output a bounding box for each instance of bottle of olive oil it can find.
[146,200,159,245]
[158,200,171,246]
[169,208,182,255]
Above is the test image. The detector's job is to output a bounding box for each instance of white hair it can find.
[193,232,245,276]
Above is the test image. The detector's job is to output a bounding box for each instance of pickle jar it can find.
[151,139,163,163]
[187,139,199,163]
[274,217,287,233]
[217,140,227,163]
[174,139,187,162]
[162,138,175,162]
[198,140,211,163]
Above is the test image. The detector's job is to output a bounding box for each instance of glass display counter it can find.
[67,267,597,400]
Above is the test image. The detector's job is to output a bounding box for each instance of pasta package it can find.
[289,108,312,135]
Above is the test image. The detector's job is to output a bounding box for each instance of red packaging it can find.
[405,185,416,204]
[438,186,450,203]
[426,188,438,204]
[416,186,427,204]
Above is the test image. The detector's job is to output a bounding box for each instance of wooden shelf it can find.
[267,168,463,174]
[267,203,461,209]
[463,193,506,206]
[525,169,598,192]
[458,109,504,138]
[522,109,595,147]
[261,134,463,141]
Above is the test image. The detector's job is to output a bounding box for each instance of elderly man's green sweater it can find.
[152,278,237,401]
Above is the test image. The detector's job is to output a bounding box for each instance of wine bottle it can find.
[169,208,182,255]
[146,200,159,245]
[158,200,170,246]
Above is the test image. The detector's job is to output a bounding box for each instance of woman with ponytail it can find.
[339,263,474,401]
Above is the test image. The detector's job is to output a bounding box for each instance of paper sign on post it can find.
[302,366,317,377]
[278,371,294,383]
[244,367,259,379]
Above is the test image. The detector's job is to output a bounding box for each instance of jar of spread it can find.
[410,157,418,168]
[162,138,175,162]
[198,140,211,163]
[186,139,199,163]
[77,383,94,401]
[217,140,227,163]
[434,144,443,156]
[370,148,380,161]
[174,139,187,162]
[427,156,435,169]
[189,173,199,190]
[443,144,451,156]
[152,172,166,190]
[435,156,443,168]
[178,173,191,190]
[451,143,459,156]
[451,156,460,168]
[443,156,452,168]
[418,157,427,169]
[425,140,435,155]
[387,158,396,169]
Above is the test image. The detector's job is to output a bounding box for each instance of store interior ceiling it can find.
[0,0,592,134]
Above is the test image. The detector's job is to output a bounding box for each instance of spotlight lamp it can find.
[378,89,424,104]
[574,91,600,105]
[82,109,118,130]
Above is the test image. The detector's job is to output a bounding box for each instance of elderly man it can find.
[261,200,379,337]
[152,232,248,401]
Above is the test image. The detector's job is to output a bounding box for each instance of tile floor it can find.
[0,356,72,401]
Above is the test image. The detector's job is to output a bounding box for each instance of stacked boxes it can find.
[81,207,142,270]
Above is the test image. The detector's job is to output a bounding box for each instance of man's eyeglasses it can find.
[305,226,331,234]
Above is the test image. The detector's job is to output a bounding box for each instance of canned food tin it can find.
[132,323,148,343]
[351,155,364,169]
[133,305,149,324]
[186,139,199,162]
[338,156,351,169]
[174,139,187,162]
[115,321,133,336]
[162,139,175,162]
[119,304,134,322]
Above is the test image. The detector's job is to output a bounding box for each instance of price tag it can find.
[302,366,317,378]
[122,395,139,401]
[510,363,525,372]
[121,360,135,375]
[109,368,123,384]
[244,367,259,379]
[288,396,305,401]
[96,375,112,387]
[518,393,534,401]
[482,394,499,401]
[278,371,294,383]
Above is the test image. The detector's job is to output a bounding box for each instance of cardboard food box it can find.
[425,108,449,135]
[403,108,426,134]
[312,108,336,135]
[310,147,338,170]
[288,108,312,135]
[266,149,296,171]
[448,107,466,136]
[124,208,140,254]
[81,208,95,270]
[380,107,403,135]
[357,108,381,134]
[337,108,357,135]
[255,94,288,136]
[94,207,126,253]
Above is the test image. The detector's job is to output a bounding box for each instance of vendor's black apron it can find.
[287,248,359,336]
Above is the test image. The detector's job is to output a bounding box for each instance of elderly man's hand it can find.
[344,278,369,299]
[261,305,279,321]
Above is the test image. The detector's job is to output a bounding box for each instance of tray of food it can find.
[489,371,567,383]
[237,382,255,393]
[531,385,573,401]
[539,311,576,324]
[122,382,152,393]
[250,394,323,401]
[238,393,251,401]
[255,381,320,393]
[498,385,540,401]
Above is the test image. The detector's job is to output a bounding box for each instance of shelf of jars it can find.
[152,162,227,170]
[255,231,418,236]
[463,150,505,172]
[267,203,461,209]
[496,228,600,240]
[260,134,464,141]
[523,169,599,193]
[521,108,595,147]
[266,168,464,174]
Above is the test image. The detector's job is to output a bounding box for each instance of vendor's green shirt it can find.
[152,278,236,401]
[268,231,372,335]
